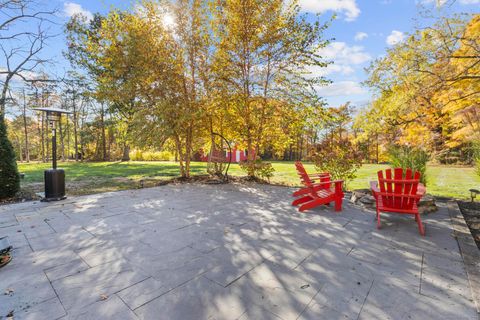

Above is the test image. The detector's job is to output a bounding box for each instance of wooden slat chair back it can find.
[292,161,330,198]
[294,161,330,185]
[292,161,344,212]
[371,167,426,235]
[377,168,420,211]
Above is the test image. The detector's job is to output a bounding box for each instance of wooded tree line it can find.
[5,77,127,163]
[61,0,332,177]
[1,0,335,181]
[354,13,480,164]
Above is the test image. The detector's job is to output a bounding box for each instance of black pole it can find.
[52,121,57,170]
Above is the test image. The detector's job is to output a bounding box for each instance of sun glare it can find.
[162,13,175,29]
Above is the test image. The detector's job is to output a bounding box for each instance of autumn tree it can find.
[359,13,479,163]
[211,0,330,176]
[314,104,362,185]
[64,0,331,177]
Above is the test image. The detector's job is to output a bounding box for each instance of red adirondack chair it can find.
[292,161,344,212]
[292,161,331,198]
[370,168,426,236]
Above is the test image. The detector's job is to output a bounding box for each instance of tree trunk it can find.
[246,137,254,177]
[66,116,71,160]
[22,90,30,162]
[73,98,78,161]
[122,144,130,161]
[45,113,50,162]
[174,134,186,177]
[16,136,23,162]
[59,117,65,161]
[101,104,107,161]
[108,126,113,161]
[40,113,45,162]
[184,124,194,178]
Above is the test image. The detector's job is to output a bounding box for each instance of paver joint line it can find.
[419,252,424,295]
[355,279,375,320]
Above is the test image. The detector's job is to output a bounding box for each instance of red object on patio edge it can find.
[292,161,344,212]
[370,167,426,236]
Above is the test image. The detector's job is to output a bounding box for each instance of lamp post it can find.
[34,107,72,201]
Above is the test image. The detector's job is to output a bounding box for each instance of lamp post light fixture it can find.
[34,107,72,201]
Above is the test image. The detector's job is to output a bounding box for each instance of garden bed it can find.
[457,201,480,249]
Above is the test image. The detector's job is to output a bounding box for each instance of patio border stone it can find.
[447,200,480,319]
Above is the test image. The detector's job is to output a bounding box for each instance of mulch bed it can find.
[0,189,40,205]
[457,201,480,249]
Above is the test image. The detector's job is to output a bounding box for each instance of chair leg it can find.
[376,209,381,229]
[334,197,342,212]
[299,198,323,212]
[292,189,309,197]
[292,196,313,206]
[415,213,425,236]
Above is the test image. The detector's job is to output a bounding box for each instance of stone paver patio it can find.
[0,183,478,319]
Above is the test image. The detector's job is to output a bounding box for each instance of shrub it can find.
[313,138,362,188]
[0,117,20,199]
[474,144,480,177]
[476,158,480,177]
[129,150,173,161]
[156,151,173,161]
[129,149,143,161]
[142,151,154,161]
[239,159,275,181]
[387,145,429,184]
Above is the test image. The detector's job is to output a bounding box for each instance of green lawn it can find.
[17,161,480,199]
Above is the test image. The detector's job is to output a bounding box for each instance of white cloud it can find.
[308,64,355,77]
[386,30,404,46]
[306,42,371,77]
[64,2,93,21]
[354,32,368,41]
[420,0,450,6]
[0,68,41,82]
[319,42,371,65]
[414,0,480,6]
[299,0,360,21]
[316,81,366,97]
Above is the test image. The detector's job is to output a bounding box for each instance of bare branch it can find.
[0,0,57,117]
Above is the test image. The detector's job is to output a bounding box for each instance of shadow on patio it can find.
[0,183,477,319]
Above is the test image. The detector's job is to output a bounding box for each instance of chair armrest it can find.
[370,181,380,194]
[308,172,330,177]
[311,180,343,187]
[417,183,426,196]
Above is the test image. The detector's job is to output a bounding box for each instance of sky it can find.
[4,0,480,109]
